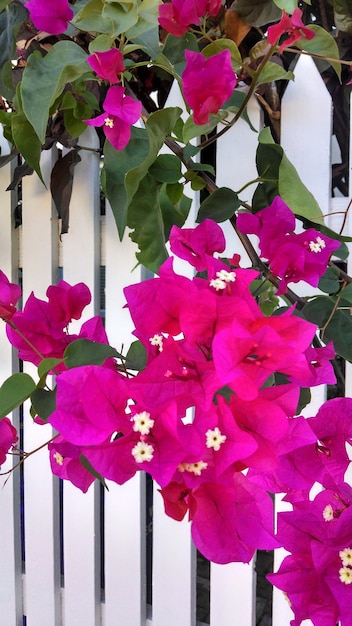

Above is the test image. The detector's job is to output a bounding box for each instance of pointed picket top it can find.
[281,54,332,216]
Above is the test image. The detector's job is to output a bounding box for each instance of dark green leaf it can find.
[64,339,122,368]
[162,32,199,75]
[102,125,149,239]
[21,41,89,143]
[11,86,43,183]
[197,188,240,223]
[222,89,258,131]
[234,0,281,27]
[0,3,27,77]
[125,340,147,371]
[128,173,168,273]
[0,373,36,419]
[38,358,63,380]
[149,154,182,183]
[30,388,57,421]
[125,107,182,205]
[303,297,352,361]
[333,0,352,32]
[318,266,340,294]
[80,454,108,489]
[51,150,82,234]
[160,184,191,239]
[254,128,323,223]
[337,283,352,304]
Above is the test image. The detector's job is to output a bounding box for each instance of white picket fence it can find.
[0,55,351,626]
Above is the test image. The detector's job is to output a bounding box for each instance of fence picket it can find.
[60,128,101,626]
[0,133,22,626]
[21,148,61,626]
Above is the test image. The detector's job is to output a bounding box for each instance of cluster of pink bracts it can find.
[1,203,352,624]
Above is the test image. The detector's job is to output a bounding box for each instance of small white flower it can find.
[309,236,326,253]
[339,566,352,585]
[339,547,352,567]
[206,427,226,451]
[209,278,226,291]
[132,411,154,435]
[104,117,114,128]
[149,334,164,352]
[131,441,154,463]
[209,270,236,291]
[185,461,208,476]
[322,504,334,521]
[53,452,64,466]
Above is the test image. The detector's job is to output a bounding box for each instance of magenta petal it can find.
[25,0,74,34]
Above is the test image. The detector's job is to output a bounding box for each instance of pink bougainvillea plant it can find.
[1,1,352,624]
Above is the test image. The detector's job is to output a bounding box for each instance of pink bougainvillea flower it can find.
[267,8,315,54]
[0,270,21,321]
[237,196,340,294]
[158,0,222,37]
[169,219,226,272]
[84,85,142,151]
[87,49,125,84]
[0,417,18,467]
[46,280,91,325]
[49,365,129,446]
[49,437,95,493]
[25,0,74,35]
[182,50,237,125]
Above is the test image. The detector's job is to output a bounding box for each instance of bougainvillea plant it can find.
[1,1,352,624]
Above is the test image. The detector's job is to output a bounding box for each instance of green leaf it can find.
[0,373,36,419]
[102,1,138,36]
[149,154,182,183]
[296,25,341,80]
[125,107,182,205]
[38,358,63,382]
[318,266,340,294]
[234,0,281,27]
[0,3,27,77]
[333,0,352,32]
[30,388,57,421]
[11,85,43,183]
[161,32,199,76]
[73,0,113,33]
[255,62,294,85]
[165,182,184,204]
[337,283,352,304]
[102,125,149,239]
[125,340,147,371]
[160,184,191,238]
[302,296,352,361]
[222,90,258,132]
[21,41,89,144]
[127,173,169,273]
[197,188,240,223]
[64,339,122,368]
[182,113,226,144]
[254,128,323,223]
[80,454,108,489]
[272,0,299,12]
[201,39,242,72]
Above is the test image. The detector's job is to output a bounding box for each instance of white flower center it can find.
[149,334,163,352]
[104,117,114,128]
[309,236,326,253]
[178,461,208,476]
[340,547,352,567]
[132,411,154,435]
[322,504,334,521]
[205,427,226,451]
[209,270,236,291]
[339,566,352,584]
[131,441,154,463]
[53,452,64,466]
